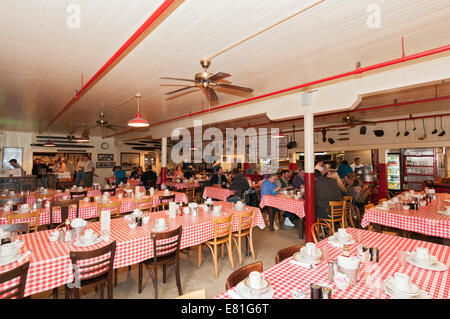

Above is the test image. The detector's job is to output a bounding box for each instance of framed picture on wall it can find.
[96,161,116,169]
[120,153,140,171]
[2,147,23,168]
[98,154,114,161]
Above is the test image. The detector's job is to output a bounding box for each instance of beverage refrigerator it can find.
[387,153,402,191]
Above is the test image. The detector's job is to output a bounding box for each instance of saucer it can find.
[151,225,169,232]
[407,255,448,271]
[328,235,355,247]
[73,235,102,247]
[0,252,22,267]
[293,252,321,264]
[385,277,420,297]
[235,281,274,299]
[409,252,438,265]
[437,210,450,216]
[384,283,429,299]
[244,277,270,291]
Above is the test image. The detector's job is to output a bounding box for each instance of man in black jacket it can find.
[314,169,343,219]
[32,158,49,188]
[227,168,250,202]
[210,166,226,186]
[142,165,157,189]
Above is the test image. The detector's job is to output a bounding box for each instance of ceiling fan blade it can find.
[86,125,98,130]
[336,138,350,141]
[355,120,377,126]
[165,86,198,95]
[216,83,253,93]
[108,124,127,129]
[207,72,231,82]
[160,77,197,83]
[202,87,219,105]
[106,125,117,131]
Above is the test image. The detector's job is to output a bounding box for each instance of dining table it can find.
[0,201,265,297]
[202,186,236,201]
[259,193,305,238]
[215,228,450,299]
[361,192,450,241]
[0,191,188,226]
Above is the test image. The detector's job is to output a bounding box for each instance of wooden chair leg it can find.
[74,287,81,299]
[237,236,242,266]
[152,266,158,299]
[175,258,182,296]
[108,280,113,299]
[138,263,143,294]
[248,233,255,259]
[100,284,104,299]
[163,264,167,283]
[64,286,71,299]
[114,269,118,287]
[221,244,224,259]
[53,287,59,299]
[213,244,218,278]
[198,245,202,268]
[227,240,235,270]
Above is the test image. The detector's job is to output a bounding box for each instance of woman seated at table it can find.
[174,165,184,179]
[112,166,127,185]
[345,173,364,205]
[130,166,143,181]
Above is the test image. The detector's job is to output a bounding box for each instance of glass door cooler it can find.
[387,153,401,191]
[402,148,437,191]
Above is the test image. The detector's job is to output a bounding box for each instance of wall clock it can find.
[101,142,109,150]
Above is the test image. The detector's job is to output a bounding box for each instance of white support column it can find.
[161,137,168,183]
[304,112,315,242]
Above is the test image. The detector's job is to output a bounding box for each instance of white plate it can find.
[437,210,450,216]
[235,281,274,299]
[385,277,421,297]
[293,252,321,265]
[299,247,322,260]
[73,236,102,247]
[409,252,438,265]
[329,234,355,244]
[0,253,22,267]
[407,255,448,271]
[375,206,390,210]
[384,283,430,299]
[151,225,169,232]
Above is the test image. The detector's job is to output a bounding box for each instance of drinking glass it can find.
[356,230,363,244]
[397,250,407,267]
[320,245,329,262]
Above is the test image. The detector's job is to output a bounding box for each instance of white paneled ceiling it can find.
[1,0,450,134]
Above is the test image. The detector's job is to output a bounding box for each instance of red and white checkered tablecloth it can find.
[216,228,450,299]
[156,191,188,203]
[361,194,450,239]
[0,201,265,297]
[202,186,236,201]
[259,194,305,218]
[164,181,200,190]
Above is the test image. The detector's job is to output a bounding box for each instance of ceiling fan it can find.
[324,113,377,128]
[161,58,254,105]
[87,112,127,131]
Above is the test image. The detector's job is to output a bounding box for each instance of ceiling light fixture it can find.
[43,140,55,147]
[272,128,284,139]
[128,94,149,127]
[77,134,90,143]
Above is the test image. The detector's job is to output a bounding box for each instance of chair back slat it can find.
[50,199,80,225]
[6,211,41,233]
[275,244,305,264]
[69,241,116,283]
[134,197,153,212]
[0,261,30,299]
[237,209,254,233]
[225,261,262,290]
[213,215,233,241]
[311,222,332,243]
[151,226,182,261]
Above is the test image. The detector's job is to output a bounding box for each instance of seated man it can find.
[292,169,305,189]
[113,166,127,185]
[142,165,158,189]
[210,166,227,186]
[260,174,281,230]
[227,168,250,203]
[315,170,344,219]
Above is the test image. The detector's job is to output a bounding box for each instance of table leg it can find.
[268,208,275,231]
[245,237,250,257]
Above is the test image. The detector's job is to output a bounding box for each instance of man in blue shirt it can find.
[337,160,353,179]
[260,174,283,230]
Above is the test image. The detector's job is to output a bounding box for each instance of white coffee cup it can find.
[248,271,265,289]
[393,273,411,292]
[183,207,190,215]
[337,228,348,239]
[0,243,13,257]
[142,216,150,225]
[84,229,94,240]
[117,193,123,199]
[305,242,316,256]
[415,247,429,261]
[157,218,166,228]
[382,201,389,208]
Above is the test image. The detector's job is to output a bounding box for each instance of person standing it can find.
[83,155,95,187]
[351,158,364,175]
[75,156,87,187]
[8,159,24,176]
[32,158,48,188]
[337,160,353,179]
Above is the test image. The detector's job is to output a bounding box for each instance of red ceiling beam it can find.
[43,0,177,131]
[149,44,450,128]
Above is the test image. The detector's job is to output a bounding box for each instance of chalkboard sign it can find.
[98,154,114,161]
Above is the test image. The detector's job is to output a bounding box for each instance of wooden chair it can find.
[7,211,41,233]
[64,241,116,299]
[385,190,395,200]
[311,222,332,244]
[185,181,196,202]
[159,194,175,202]
[231,209,255,266]
[134,197,153,213]
[0,223,29,234]
[0,261,30,299]
[225,261,263,290]
[35,193,55,208]
[152,202,170,212]
[316,200,345,234]
[70,190,87,199]
[50,199,80,228]
[176,288,206,299]
[275,244,306,264]
[138,226,183,299]
[364,204,375,232]
[198,214,235,278]
[97,201,122,222]
[343,195,355,228]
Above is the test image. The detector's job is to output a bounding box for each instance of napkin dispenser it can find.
[168,202,177,218]
[336,256,360,286]
[188,203,199,216]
